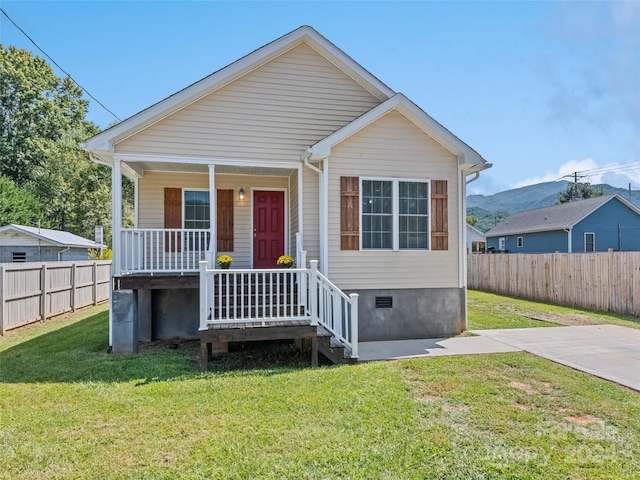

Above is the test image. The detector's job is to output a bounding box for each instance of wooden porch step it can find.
[316,325,357,365]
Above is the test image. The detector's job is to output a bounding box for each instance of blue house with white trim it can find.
[485,194,640,253]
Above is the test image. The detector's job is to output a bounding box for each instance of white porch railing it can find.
[120,228,211,274]
[199,260,359,359]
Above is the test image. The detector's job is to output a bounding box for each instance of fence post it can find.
[199,261,208,331]
[92,261,98,306]
[41,263,48,322]
[0,266,5,335]
[71,263,77,312]
[349,293,359,359]
[309,260,318,326]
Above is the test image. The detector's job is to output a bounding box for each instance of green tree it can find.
[557,183,605,204]
[0,45,89,185]
[0,174,46,226]
[466,215,478,226]
[0,45,132,244]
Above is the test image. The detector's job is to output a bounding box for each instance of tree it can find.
[0,45,133,244]
[0,45,90,185]
[557,183,605,204]
[0,174,46,226]
[466,215,478,226]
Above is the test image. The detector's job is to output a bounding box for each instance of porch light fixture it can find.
[238,187,245,201]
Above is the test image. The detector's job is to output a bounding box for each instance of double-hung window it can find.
[184,190,210,250]
[361,178,430,250]
[585,232,595,252]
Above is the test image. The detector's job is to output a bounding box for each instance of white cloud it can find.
[512,159,599,188]
[512,158,640,190]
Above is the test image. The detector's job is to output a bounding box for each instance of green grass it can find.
[468,290,640,330]
[1,303,640,479]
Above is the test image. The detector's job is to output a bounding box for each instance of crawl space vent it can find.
[375,296,393,308]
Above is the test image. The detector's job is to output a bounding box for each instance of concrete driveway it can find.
[472,325,640,392]
[358,324,640,392]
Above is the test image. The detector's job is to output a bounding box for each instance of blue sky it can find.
[2,1,639,195]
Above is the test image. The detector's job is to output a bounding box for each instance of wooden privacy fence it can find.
[468,252,640,317]
[0,260,112,334]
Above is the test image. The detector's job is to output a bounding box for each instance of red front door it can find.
[253,190,285,268]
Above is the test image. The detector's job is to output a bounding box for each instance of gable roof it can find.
[306,93,489,171]
[0,224,105,249]
[485,194,640,237]
[83,26,395,158]
[467,223,486,238]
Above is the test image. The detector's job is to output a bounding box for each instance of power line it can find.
[1,7,122,122]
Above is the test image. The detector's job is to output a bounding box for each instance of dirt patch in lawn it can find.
[524,313,604,326]
[563,414,605,425]
[139,339,200,356]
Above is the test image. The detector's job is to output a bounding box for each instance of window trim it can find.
[584,232,595,252]
[517,236,523,248]
[360,177,431,251]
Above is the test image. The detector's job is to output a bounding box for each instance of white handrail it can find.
[198,259,359,358]
[121,228,210,274]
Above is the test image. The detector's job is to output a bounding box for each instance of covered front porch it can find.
[110,155,317,276]
[108,154,355,363]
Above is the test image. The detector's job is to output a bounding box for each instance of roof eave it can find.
[309,93,489,169]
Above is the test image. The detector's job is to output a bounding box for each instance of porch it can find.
[197,260,359,371]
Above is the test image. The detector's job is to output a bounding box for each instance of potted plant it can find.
[277,255,295,268]
[217,255,233,269]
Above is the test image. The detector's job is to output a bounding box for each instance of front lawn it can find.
[468,289,640,330]
[1,304,639,479]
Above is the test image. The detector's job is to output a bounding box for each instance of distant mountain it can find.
[467,181,640,233]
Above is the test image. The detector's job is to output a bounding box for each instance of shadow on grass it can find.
[0,310,318,384]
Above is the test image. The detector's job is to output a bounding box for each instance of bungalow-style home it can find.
[82,26,490,365]
[466,223,486,253]
[485,194,640,253]
[0,224,104,263]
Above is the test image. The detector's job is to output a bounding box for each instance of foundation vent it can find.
[375,296,393,308]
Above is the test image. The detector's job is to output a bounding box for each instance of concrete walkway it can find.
[358,325,640,392]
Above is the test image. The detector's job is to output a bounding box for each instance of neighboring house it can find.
[466,223,486,253]
[0,224,104,263]
[485,194,640,253]
[82,26,490,360]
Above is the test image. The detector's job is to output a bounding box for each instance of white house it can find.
[466,223,486,253]
[82,26,491,365]
[0,224,104,263]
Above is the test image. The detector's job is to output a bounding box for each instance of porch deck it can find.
[199,320,357,371]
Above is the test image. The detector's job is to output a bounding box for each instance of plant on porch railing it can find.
[277,255,295,268]
[217,255,233,269]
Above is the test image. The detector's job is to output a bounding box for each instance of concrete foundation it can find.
[137,289,152,342]
[349,287,466,342]
[151,288,200,339]
[111,290,138,353]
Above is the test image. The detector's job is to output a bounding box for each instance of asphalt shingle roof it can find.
[485,195,617,237]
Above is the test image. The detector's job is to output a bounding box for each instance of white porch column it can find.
[297,164,304,253]
[321,158,329,275]
[112,158,122,276]
[208,164,216,265]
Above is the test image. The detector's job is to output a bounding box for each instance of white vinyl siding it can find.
[328,110,460,290]
[137,171,289,268]
[0,231,55,247]
[115,44,381,162]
